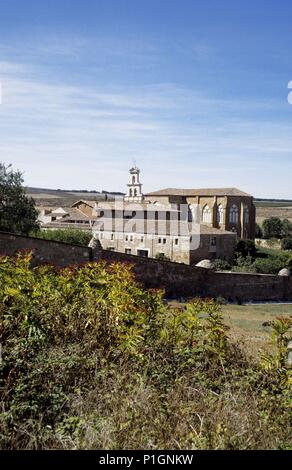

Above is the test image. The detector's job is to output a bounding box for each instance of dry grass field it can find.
[26,187,123,208]
[221,303,292,355]
[168,301,292,357]
[256,206,292,225]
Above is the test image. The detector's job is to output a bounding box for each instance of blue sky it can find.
[0,0,292,197]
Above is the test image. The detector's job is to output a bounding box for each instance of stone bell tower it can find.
[124,165,144,203]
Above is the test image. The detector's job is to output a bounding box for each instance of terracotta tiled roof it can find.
[71,199,97,208]
[145,188,252,197]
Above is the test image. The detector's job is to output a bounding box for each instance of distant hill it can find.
[254,198,292,207]
[25,187,125,208]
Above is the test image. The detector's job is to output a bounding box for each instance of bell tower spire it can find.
[124,165,144,203]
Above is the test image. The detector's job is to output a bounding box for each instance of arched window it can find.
[202,205,212,224]
[134,188,137,197]
[229,204,239,224]
[217,204,223,224]
[129,188,133,197]
[132,176,135,184]
[244,207,249,224]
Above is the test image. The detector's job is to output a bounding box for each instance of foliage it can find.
[252,257,284,275]
[0,254,291,450]
[281,237,292,251]
[155,253,171,261]
[282,219,292,238]
[212,259,231,271]
[31,228,92,247]
[232,254,256,273]
[262,217,292,239]
[0,163,39,235]
[255,223,263,239]
[235,239,257,259]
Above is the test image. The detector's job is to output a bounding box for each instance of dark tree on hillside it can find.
[0,163,39,235]
[255,223,263,239]
[262,217,284,239]
[282,219,292,237]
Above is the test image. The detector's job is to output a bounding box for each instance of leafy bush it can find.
[232,254,257,273]
[252,257,284,275]
[155,252,171,261]
[213,259,231,271]
[255,223,263,239]
[281,237,292,251]
[0,254,291,450]
[282,219,292,238]
[235,239,257,258]
[31,228,92,246]
[262,217,292,239]
[262,217,283,239]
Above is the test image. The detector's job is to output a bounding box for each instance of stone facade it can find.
[145,188,256,240]
[37,167,253,265]
[91,168,242,264]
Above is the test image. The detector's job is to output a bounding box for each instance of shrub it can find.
[255,223,263,239]
[0,254,291,450]
[213,259,231,271]
[155,253,171,261]
[31,228,92,247]
[281,237,292,251]
[282,219,292,238]
[235,239,257,258]
[253,257,284,274]
[261,218,292,239]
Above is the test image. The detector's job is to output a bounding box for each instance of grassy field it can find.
[221,303,292,355]
[255,205,292,225]
[169,301,292,356]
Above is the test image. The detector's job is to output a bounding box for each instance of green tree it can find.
[282,219,292,238]
[235,239,257,258]
[32,228,92,247]
[281,237,292,251]
[262,217,283,239]
[255,223,263,239]
[0,163,39,234]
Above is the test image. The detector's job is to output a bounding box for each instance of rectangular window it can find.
[163,238,167,244]
[174,238,179,245]
[130,235,133,242]
[141,236,144,242]
[108,247,115,251]
[158,238,162,244]
[125,235,129,241]
[125,248,131,254]
[137,249,148,258]
[210,237,217,246]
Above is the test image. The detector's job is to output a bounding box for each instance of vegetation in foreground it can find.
[0,254,291,450]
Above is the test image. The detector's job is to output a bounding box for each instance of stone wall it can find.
[1,231,292,301]
[0,232,93,267]
[101,249,206,297]
[101,249,292,301]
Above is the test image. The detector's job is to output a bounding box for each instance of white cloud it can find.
[0,59,291,197]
